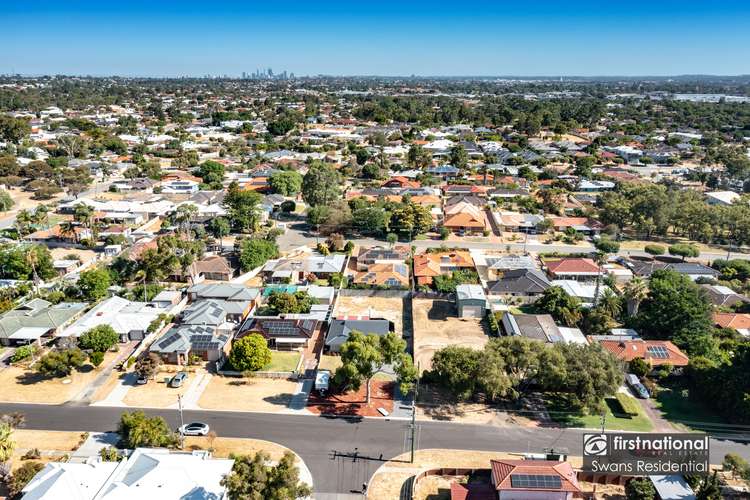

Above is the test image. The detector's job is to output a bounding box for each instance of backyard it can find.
[334,295,404,336]
[412,299,488,371]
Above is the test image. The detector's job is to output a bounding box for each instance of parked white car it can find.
[178,422,210,436]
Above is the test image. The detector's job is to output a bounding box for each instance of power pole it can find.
[600,408,606,434]
[177,394,185,448]
[410,365,420,464]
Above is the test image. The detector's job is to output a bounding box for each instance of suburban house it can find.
[623,259,720,281]
[443,203,487,234]
[186,283,260,306]
[714,312,750,337]
[591,337,689,368]
[483,254,538,281]
[353,262,410,288]
[21,447,233,500]
[150,323,231,364]
[381,176,420,189]
[325,318,392,353]
[161,179,200,194]
[550,280,611,307]
[59,295,165,342]
[193,255,238,281]
[456,284,487,318]
[700,284,749,307]
[0,299,87,347]
[262,253,346,284]
[238,317,318,350]
[486,268,551,303]
[544,258,601,281]
[181,298,251,328]
[413,251,475,287]
[705,190,740,206]
[501,313,557,342]
[356,246,410,271]
[493,211,544,233]
[547,216,602,236]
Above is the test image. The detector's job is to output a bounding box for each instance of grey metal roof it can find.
[487,269,551,294]
[325,319,391,348]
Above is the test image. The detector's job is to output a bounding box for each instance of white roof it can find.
[706,191,740,204]
[9,327,49,340]
[558,327,587,345]
[551,280,609,302]
[59,296,162,337]
[650,475,695,500]
[22,448,233,500]
[456,284,486,301]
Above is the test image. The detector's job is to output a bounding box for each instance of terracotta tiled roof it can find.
[546,258,600,275]
[714,312,750,330]
[490,459,581,493]
[595,339,689,367]
[444,212,487,229]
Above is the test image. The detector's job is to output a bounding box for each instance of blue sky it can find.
[2,1,749,77]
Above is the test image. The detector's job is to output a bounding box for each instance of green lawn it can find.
[264,351,301,372]
[545,394,654,432]
[653,384,726,432]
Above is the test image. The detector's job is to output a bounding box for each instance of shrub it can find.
[8,461,44,497]
[78,325,119,352]
[614,393,641,416]
[21,448,41,460]
[118,410,177,449]
[644,244,665,256]
[99,446,121,462]
[36,348,87,377]
[11,344,36,363]
[90,351,104,367]
[228,334,272,372]
[628,358,650,377]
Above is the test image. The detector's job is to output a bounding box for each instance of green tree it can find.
[207,217,231,247]
[220,450,312,500]
[135,353,162,380]
[0,421,15,463]
[0,190,13,212]
[77,268,112,301]
[594,237,620,254]
[407,144,431,168]
[268,171,303,196]
[535,286,582,326]
[449,144,468,169]
[644,244,665,256]
[334,332,416,403]
[228,334,272,372]
[636,270,713,356]
[37,348,88,378]
[625,477,655,500]
[723,453,750,479]
[267,291,313,314]
[668,243,700,261]
[622,276,648,317]
[695,471,722,500]
[0,115,31,144]
[555,342,622,412]
[238,238,279,271]
[302,162,341,207]
[629,358,650,378]
[196,160,225,190]
[429,346,485,401]
[483,337,564,400]
[79,325,119,352]
[224,182,262,233]
[117,410,177,448]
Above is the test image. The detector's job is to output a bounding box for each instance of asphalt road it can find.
[277,221,747,262]
[2,403,748,497]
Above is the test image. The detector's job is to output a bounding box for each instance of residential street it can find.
[1,403,748,497]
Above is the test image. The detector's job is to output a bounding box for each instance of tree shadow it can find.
[262,393,294,406]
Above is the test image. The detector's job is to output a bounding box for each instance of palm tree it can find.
[599,289,622,319]
[14,209,33,237]
[593,251,608,307]
[0,422,15,464]
[623,277,648,317]
[59,221,77,243]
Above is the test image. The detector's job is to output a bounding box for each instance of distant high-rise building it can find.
[242,71,247,79]
[267,68,273,77]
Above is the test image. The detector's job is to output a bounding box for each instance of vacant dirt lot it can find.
[123,371,194,408]
[412,299,487,372]
[198,376,298,412]
[0,352,118,404]
[335,296,404,335]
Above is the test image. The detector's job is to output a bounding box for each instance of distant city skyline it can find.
[2,1,749,77]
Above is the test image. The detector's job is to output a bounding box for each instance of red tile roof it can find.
[490,459,581,493]
[450,483,496,500]
[596,339,689,367]
[546,258,600,275]
[714,312,750,330]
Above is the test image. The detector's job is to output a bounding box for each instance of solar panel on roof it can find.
[647,345,669,359]
[510,474,562,489]
[158,333,182,349]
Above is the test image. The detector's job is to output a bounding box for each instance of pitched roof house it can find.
[413,251,475,286]
[443,204,487,234]
[21,447,233,500]
[486,268,551,302]
[353,263,410,288]
[501,313,563,343]
[356,246,410,271]
[594,338,689,367]
[238,318,317,349]
[325,319,392,353]
[545,258,601,281]
[488,459,582,500]
[0,299,87,347]
[714,312,750,336]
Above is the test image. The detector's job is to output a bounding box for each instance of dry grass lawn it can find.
[9,430,87,471]
[0,352,118,404]
[412,299,487,372]
[50,247,98,265]
[198,376,298,412]
[123,371,193,408]
[184,436,298,463]
[335,296,404,335]
[318,355,342,372]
